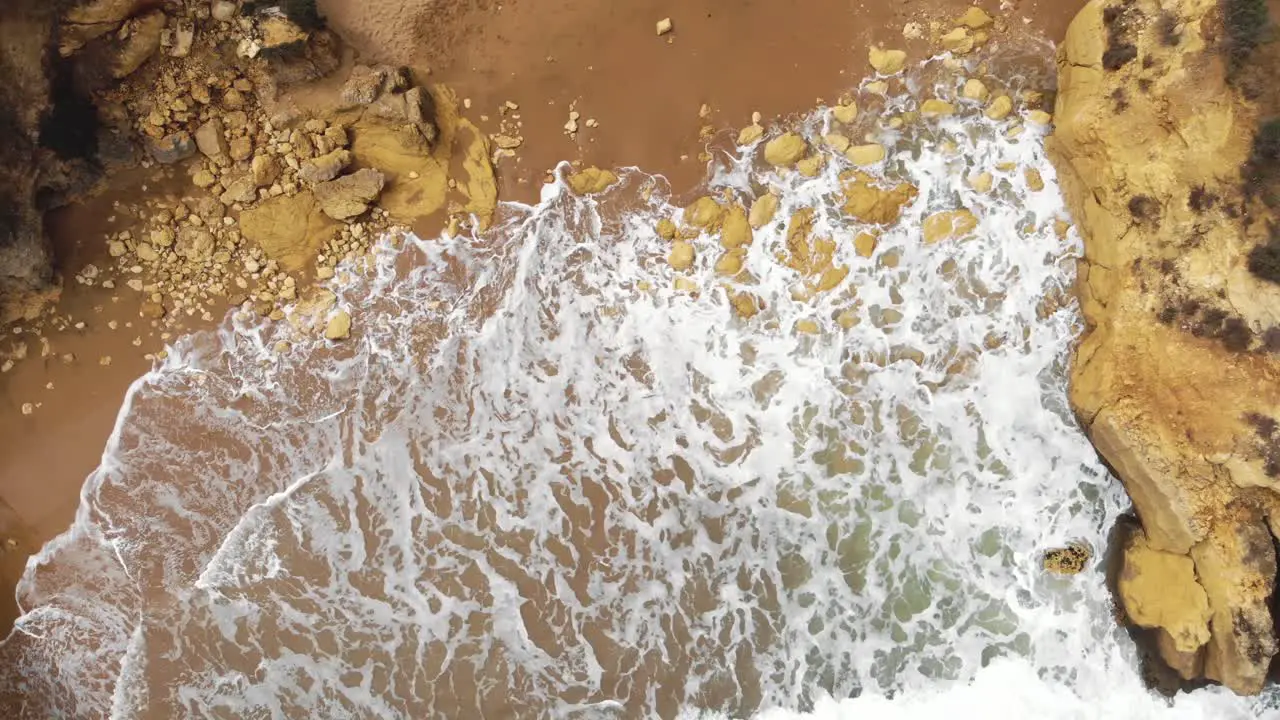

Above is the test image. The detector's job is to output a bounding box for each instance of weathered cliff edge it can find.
[1049,0,1280,694]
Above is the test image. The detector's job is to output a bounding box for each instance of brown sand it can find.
[0,0,1083,640]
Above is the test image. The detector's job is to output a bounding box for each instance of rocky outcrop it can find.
[1049,0,1280,694]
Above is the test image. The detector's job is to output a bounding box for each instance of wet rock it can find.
[921,99,956,117]
[845,143,885,166]
[683,196,724,230]
[941,28,974,54]
[175,227,215,261]
[325,310,352,340]
[313,168,385,220]
[340,65,387,107]
[720,205,752,248]
[656,218,677,240]
[962,79,990,102]
[1027,110,1053,126]
[219,175,258,205]
[567,167,618,195]
[840,171,917,225]
[1119,529,1211,680]
[195,119,229,158]
[824,134,851,153]
[737,124,764,145]
[150,132,196,164]
[854,232,878,258]
[1190,518,1278,694]
[968,171,993,193]
[192,169,217,189]
[922,209,978,243]
[252,155,281,187]
[869,45,907,75]
[211,0,237,22]
[764,132,807,167]
[958,7,994,29]
[833,102,858,124]
[715,249,744,275]
[240,191,340,271]
[749,193,779,229]
[668,241,695,270]
[796,155,825,177]
[298,149,352,185]
[985,95,1013,120]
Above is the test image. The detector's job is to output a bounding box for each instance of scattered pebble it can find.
[656,18,673,36]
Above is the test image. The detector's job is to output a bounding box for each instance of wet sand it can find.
[0,0,1083,637]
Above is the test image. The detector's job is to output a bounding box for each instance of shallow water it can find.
[2,56,1278,719]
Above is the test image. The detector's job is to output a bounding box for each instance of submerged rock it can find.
[763,132,807,167]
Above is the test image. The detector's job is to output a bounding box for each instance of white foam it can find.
[2,54,1277,719]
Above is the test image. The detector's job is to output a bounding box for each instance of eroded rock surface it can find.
[1049,0,1280,694]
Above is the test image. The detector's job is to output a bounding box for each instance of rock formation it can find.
[1049,0,1280,694]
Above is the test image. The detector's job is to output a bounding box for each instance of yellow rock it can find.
[240,191,340,272]
[764,132,808,167]
[837,309,860,329]
[841,171,918,224]
[731,292,761,318]
[683,196,724,229]
[985,95,1013,120]
[921,99,956,117]
[941,27,974,54]
[568,167,619,194]
[738,124,765,145]
[958,7,994,29]
[674,276,698,292]
[854,232,878,258]
[845,143,886,166]
[795,319,821,335]
[868,45,907,75]
[715,249,745,275]
[1027,110,1053,126]
[797,155,826,177]
[324,310,352,340]
[1025,168,1045,192]
[749,193,780,228]
[720,205,752,248]
[962,78,989,102]
[967,171,993,193]
[824,133,851,153]
[923,209,978,243]
[668,241,696,270]
[656,218,677,240]
[833,102,859,124]
[864,81,889,96]
[1119,530,1211,656]
[817,265,849,291]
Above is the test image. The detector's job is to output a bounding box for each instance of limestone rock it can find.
[962,79,989,102]
[967,171,993,193]
[298,150,352,185]
[1191,518,1277,694]
[921,99,956,117]
[194,119,229,158]
[737,124,764,145]
[869,46,907,75]
[840,171,917,225]
[252,155,280,187]
[657,218,677,240]
[567,167,618,195]
[325,310,352,340]
[764,132,807,167]
[941,28,974,54]
[668,241,695,271]
[219,175,258,206]
[313,169,385,220]
[683,196,724,230]
[833,102,858,124]
[113,11,165,79]
[1118,530,1211,666]
[985,95,1013,120]
[854,232,877,258]
[957,7,994,29]
[922,209,977,243]
[241,192,340,271]
[845,144,885,166]
[749,193,779,229]
[720,205,752,248]
[824,134,851,153]
[150,132,196,164]
[796,155,825,177]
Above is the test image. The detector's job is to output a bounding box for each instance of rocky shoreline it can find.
[1050,0,1280,695]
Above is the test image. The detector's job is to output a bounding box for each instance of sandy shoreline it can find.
[0,0,1083,641]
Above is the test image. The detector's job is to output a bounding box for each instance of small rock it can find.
[720,206,752,248]
[824,134,851,153]
[136,243,160,262]
[986,95,1014,120]
[921,99,956,117]
[958,7,994,29]
[923,209,978,244]
[962,79,989,102]
[833,102,858,124]
[668,241,695,270]
[715,249,744,276]
[195,119,229,158]
[845,143,886,166]
[252,155,281,187]
[749,193,779,229]
[656,18,673,36]
[313,169,386,220]
[493,134,523,149]
[193,169,217,188]
[150,132,196,164]
[340,66,386,107]
[967,172,994,193]
[854,232,878,258]
[298,149,352,185]
[211,0,238,22]
[763,132,807,167]
[325,310,352,340]
[229,136,253,162]
[941,28,974,54]
[21,403,33,416]
[219,176,258,205]
[140,302,166,319]
[108,240,128,257]
[737,124,764,145]
[656,218,677,240]
[796,155,825,177]
[150,228,175,248]
[1027,110,1053,126]
[869,46,907,75]
[566,167,619,195]
[683,197,724,229]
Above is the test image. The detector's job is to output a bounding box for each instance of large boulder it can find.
[1049,0,1280,693]
[240,191,340,271]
